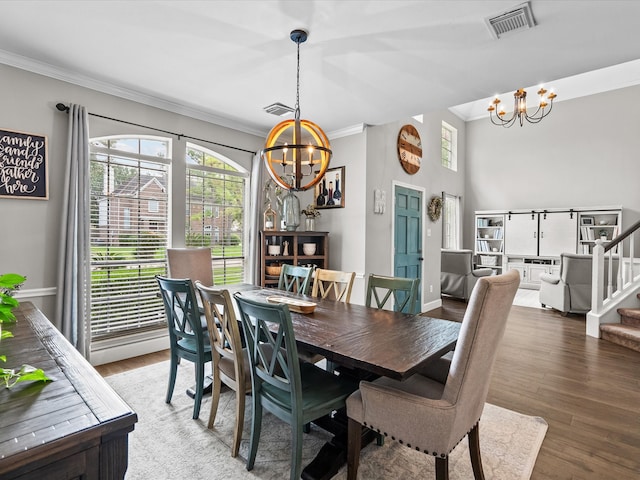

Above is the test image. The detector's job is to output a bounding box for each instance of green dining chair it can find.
[156,276,212,420]
[277,264,313,295]
[233,293,358,480]
[365,273,420,314]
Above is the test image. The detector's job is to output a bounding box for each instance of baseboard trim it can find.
[13,287,57,299]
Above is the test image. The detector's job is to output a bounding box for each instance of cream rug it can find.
[106,361,547,480]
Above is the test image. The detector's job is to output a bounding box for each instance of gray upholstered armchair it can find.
[346,270,520,480]
[440,249,494,301]
[539,253,618,315]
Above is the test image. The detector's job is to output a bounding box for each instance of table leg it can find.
[185,374,213,399]
[301,410,377,480]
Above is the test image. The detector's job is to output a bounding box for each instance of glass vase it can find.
[283,190,300,231]
[305,217,315,231]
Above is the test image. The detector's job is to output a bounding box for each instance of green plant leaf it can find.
[1,365,52,388]
[0,355,5,362]
[0,274,26,289]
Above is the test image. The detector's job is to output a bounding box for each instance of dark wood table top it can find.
[0,302,137,478]
[230,284,461,381]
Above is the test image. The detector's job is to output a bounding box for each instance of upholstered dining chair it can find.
[346,269,520,480]
[233,293,359,480]
[167,247,214,286]
[277,264,313,295]
[365,273,420,314]
[311,268,356,303]
[156,276,212,420]
[195,282,248,457]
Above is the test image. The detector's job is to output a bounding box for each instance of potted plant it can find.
[301,204,321,231]
[0,273,51,388]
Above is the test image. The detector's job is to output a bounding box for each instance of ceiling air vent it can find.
[263,102,294,116]
[485,2,536,39]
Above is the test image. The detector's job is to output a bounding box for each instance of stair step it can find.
[600,323,640,353]
[617,308,640,327]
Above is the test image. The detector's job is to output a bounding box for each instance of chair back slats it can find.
[365,274,420,314]
[195,283,241,364]
[278,264,313,295]
[157,276,203,343]
[234,294,299,394]
[312,269,355,303]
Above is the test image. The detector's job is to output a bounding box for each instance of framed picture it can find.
[0,128,48,200]
[314,166,345,209]
[581,216,595,226]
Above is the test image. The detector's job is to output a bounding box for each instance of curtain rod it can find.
[55,103,256,155]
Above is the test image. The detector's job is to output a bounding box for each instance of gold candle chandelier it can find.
[488,87,557,127]
[261,29,332,191]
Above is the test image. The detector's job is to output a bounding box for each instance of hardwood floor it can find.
[97,299,640,479]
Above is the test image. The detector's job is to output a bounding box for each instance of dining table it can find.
[226,283,462,480]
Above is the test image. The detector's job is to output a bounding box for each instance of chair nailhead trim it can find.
[407,443,411,448]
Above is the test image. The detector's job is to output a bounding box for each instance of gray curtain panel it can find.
[55,104,90,358]
[248,151,264,285]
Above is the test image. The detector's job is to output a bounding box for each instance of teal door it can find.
[394,186,423,313]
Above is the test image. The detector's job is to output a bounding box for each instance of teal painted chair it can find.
[365,273,420,314]
[156,276,212,420]
[277,264,313,295]
[233,293,358,480]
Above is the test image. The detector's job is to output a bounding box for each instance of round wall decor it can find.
[428,196,443,221]
[397,124,422,174]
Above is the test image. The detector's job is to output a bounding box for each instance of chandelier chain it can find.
[295,38,301,120]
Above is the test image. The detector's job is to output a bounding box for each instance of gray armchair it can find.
[440,249,494,301]
[346,270,520,480]
[539,253,619,315]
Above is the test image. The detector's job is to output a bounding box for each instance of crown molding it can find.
[0,49,266,137]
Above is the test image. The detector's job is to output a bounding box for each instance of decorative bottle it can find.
[282,189,300,231]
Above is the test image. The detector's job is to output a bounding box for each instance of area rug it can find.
[106,361,547,480]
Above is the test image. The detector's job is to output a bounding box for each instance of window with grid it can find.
[441,121,458,171]
[186,143,248,285]
[89,136,171,340]
[442,193,461,250]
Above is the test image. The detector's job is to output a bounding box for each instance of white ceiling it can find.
[1,1,640,136]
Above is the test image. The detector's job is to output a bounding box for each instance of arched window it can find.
[186,143,248,285]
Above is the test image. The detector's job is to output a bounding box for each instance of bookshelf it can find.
[474,214,505,273]
[578,209,622,254]
[259,231,329,288]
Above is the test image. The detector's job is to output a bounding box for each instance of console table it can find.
[0,302,137,480]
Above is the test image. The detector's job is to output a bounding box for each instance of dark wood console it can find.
[0,302,137,479]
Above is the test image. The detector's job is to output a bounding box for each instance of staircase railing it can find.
[588,219,640,336]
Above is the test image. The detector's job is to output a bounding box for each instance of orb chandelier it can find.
[487,87,557,127]
[261,29,332,191]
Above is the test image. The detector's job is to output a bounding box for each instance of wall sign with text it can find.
[0,128,48,200]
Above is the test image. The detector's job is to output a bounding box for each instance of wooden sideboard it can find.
[0,302,137,480]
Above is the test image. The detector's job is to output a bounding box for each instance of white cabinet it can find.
[539,212,578,257]
[505,213,538,256]
[506,257,561,289]
[476,206,621,290]
[505,211,577,257]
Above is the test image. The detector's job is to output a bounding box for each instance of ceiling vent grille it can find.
[485,2,536,39]
[263,102,294,116]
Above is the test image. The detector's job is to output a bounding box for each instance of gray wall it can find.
[464,84,640,251]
